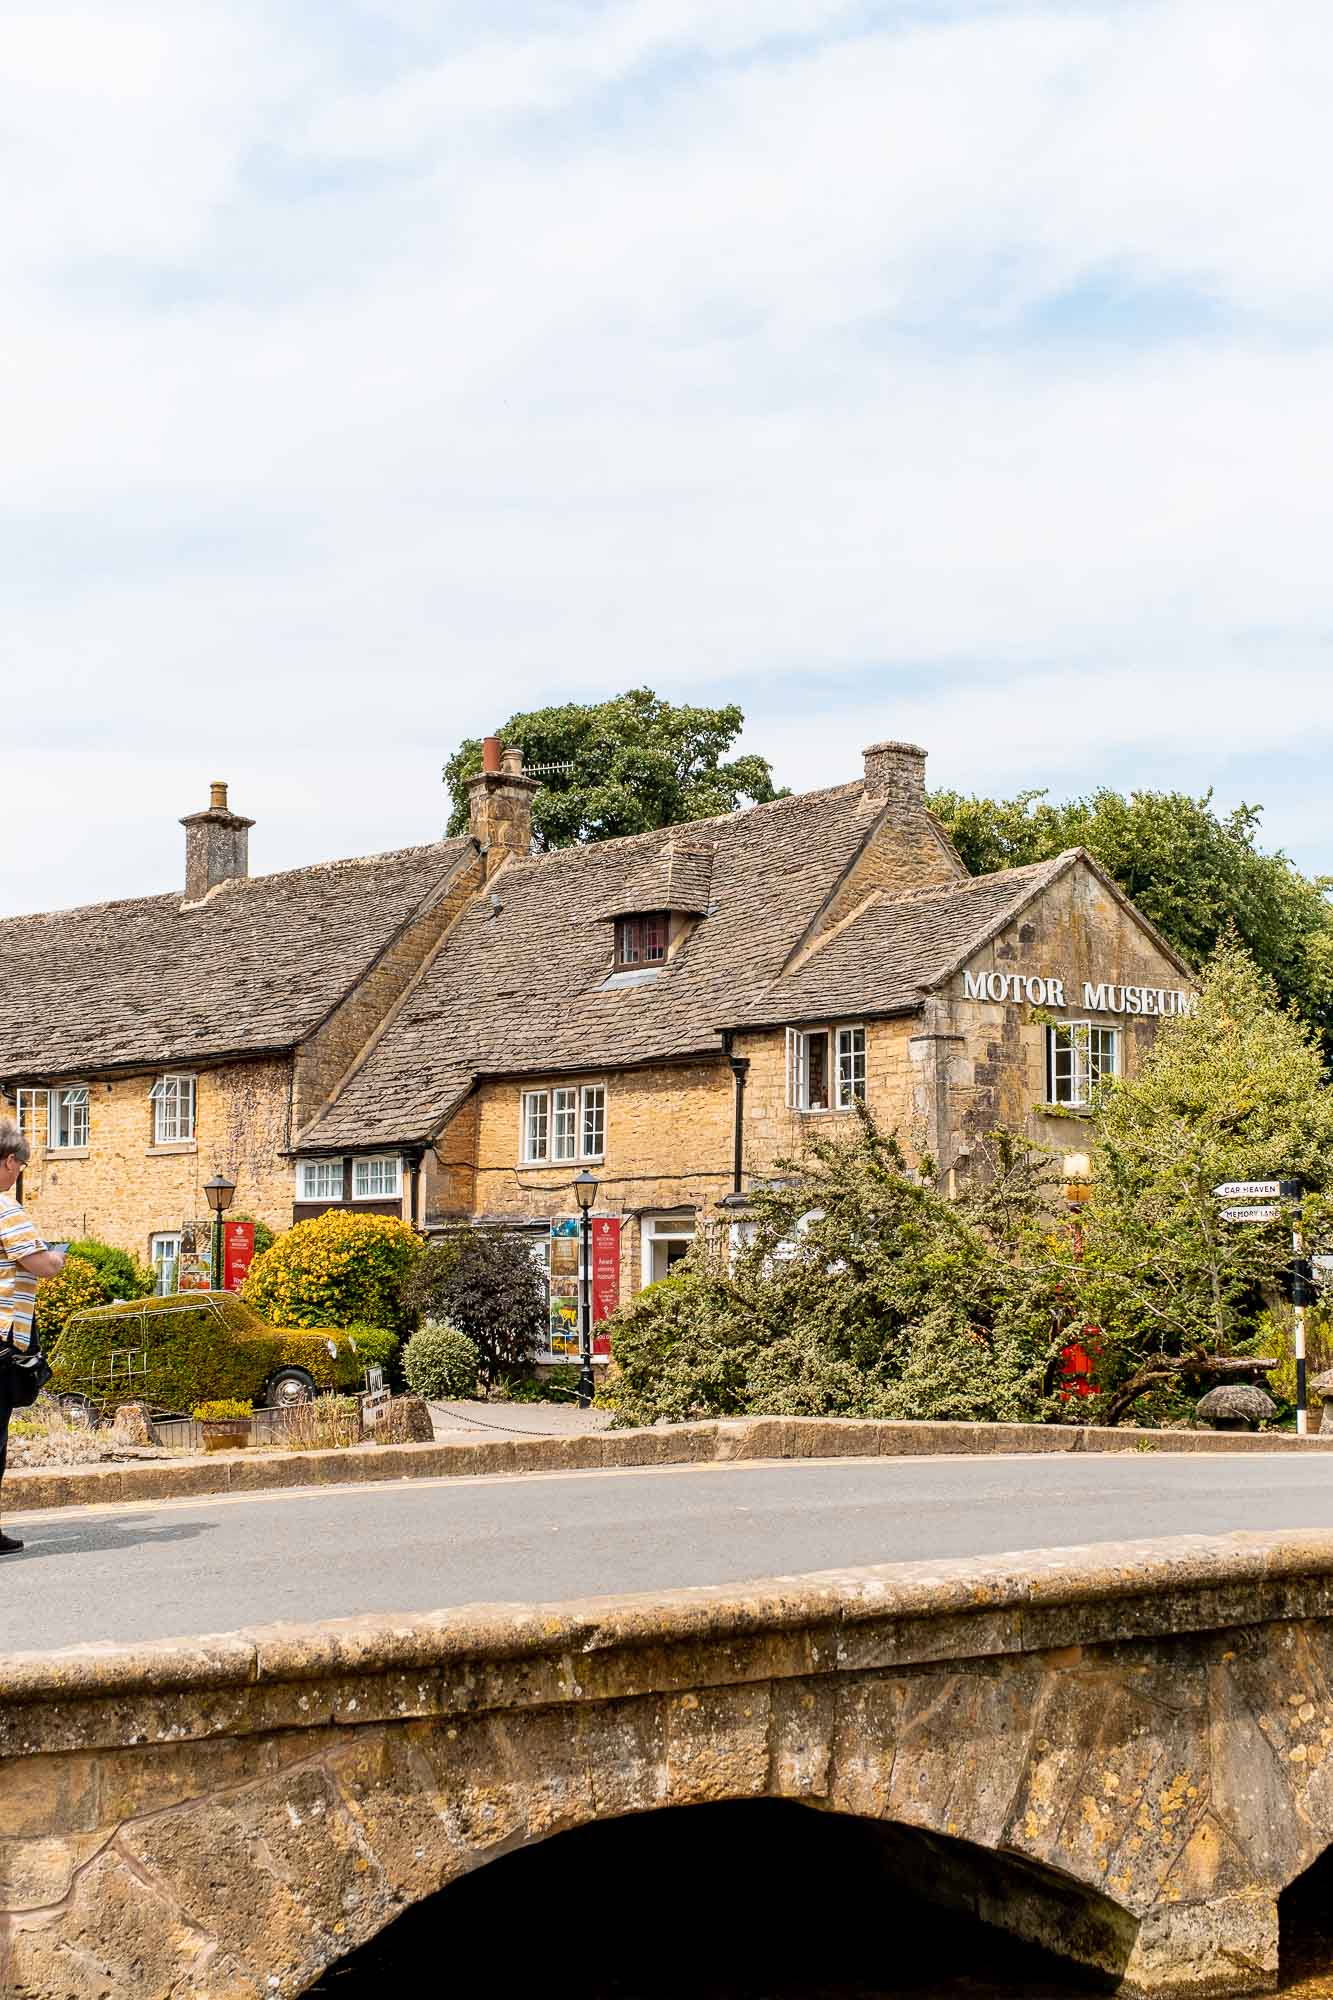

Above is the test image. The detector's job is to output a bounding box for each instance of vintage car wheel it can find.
[265,1367,316,1410]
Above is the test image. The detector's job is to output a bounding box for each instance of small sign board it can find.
[1219,1204,1283,1224]
[1214,1181,1283,1201]
[360,1364,390,1430]
[222,1220,255,1293]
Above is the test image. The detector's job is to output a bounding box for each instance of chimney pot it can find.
[210,780,228,811]
[862,739,927,807]
[481,735,503,776]
[500,745,524,777]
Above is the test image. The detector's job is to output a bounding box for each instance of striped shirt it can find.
[0,1195,40,1351]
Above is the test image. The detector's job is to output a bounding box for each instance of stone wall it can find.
[4,1531,1333,1998]
[4,1059,295,1258]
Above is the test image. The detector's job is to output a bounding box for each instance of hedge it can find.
[48,1292,362,1415]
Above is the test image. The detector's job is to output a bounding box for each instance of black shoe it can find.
[0,1532,24,1554]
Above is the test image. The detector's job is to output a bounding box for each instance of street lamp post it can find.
[203,1171,237,1291]
[572,1169,599,1410]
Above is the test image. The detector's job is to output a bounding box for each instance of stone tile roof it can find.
[0,840,473,1081]
[590,840,717,921]
[298,796,1080,1152]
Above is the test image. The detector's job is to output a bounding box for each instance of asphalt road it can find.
[4,1451,1332,1653]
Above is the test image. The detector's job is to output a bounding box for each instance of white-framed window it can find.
[786,1028,832,1111]
[48,1085,89,1151]
[641,1211,696,1286]
[581,1083,606,1159]
[150,1073,196,1145]
[150,1232,182,1296]
[352,1154,402,1200]
[522,1089,550,1163]
[298,1159,344,1202]
[1046,1023,1118,1108]
[552,1086,578,1161]
[16,1087,46,1145]
[521,1085,607,1164]
[835,1027,866,1110]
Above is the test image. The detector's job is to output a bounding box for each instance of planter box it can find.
[200,1419,252,1453]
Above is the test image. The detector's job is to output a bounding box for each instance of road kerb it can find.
[7,1412,1333,1515]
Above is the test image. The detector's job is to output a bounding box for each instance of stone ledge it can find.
[7,1413,1332,1517]
[7,1530,1333,1752]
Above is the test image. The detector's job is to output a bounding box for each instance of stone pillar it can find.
[464,744,539,878]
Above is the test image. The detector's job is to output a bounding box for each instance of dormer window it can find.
[615,913,668,970]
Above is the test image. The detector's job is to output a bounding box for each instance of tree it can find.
[1070,937,1333,1421]
[402,1230,548,1385]
[606,1110,1067,1428]
[928,785,1333,1048]
[444,689,785,849]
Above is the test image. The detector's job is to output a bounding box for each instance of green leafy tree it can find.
[1071,937,1333,1420]
[607,1112,1067,1427]
[402,1230,548,1385]
[928,785,1333,1047]
[444,689,786,849]
[65,1239,155,1302]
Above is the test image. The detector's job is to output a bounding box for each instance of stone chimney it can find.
[862,740,927,811]
[180,781,254,907]
[464,738,538,877]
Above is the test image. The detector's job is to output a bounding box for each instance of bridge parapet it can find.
[4,1532,1333,1997]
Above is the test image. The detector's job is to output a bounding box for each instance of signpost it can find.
[222,1220,256,1293]
[1214,1178,1309,1435]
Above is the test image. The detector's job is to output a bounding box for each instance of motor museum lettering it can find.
[960,970,1197,1016]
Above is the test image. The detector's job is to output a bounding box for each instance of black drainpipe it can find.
[407,1149,424,1229]
[728,1051,750,1195]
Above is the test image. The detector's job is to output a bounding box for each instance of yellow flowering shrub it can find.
[242,1211,422,1333]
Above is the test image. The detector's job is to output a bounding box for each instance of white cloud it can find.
[6,0,1333,914]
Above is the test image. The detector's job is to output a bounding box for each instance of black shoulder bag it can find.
[1,1339,52,1409]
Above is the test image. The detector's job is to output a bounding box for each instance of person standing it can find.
[0,1121,66,1553]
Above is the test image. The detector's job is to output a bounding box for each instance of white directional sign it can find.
[1214,1181,1283,1201]
[1219,1205,1283,1224]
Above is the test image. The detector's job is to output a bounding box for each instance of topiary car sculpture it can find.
[49,1292,365,1422]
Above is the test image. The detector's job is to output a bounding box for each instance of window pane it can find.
[642,915,666,962]
[836,1027,866,1108]
[581,1085,606,1157]
[804,1032,830,1110]
[617,919,640,965]
[553,1088,577,1160]
[524,1092,549,1161]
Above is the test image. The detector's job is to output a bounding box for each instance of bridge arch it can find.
[5,1537,1333,1999]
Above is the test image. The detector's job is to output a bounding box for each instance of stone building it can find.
[0,740,1193,1347]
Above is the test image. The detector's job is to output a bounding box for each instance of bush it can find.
[193,1399,252,1422]
[34,1257,110,1342]
[48,1293,361,1414]
[343,1323,402,1387]
[402,1323,480,1401]
[242,1212,422,1333]
[66,1239,155,1302]
[402,1230,546,1384]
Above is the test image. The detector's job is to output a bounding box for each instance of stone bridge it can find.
[5,1531,1333,1998]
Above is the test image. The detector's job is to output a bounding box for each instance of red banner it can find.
[223,1220,256,1293]
[590,1216,621,1358]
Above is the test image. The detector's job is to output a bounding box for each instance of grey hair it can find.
[0,1120,30,1166]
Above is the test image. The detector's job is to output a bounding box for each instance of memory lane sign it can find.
[1213,1178,1309,1435]
[1219,1205,1283,1223]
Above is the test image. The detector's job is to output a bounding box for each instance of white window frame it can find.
[786,1028,833,1112]
[640,1211,696,1288]
[835,1026,866,1110]
[48,1084,89,1151]
[522,1085,607,1164]
[150,1073,196,1145]
[298,1159,344,1202]
[1046,1022,1118,1109]
[522,1089,550,1163]
[351,1154,402,1201]
[16,1087,47,1146]
[150,1232,182,1297]
[580,1083,606,1159]
[552,1086,578,1162]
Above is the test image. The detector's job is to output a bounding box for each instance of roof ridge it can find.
[502,778,867,870]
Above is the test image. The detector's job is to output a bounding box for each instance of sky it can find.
[6,0,1333,916]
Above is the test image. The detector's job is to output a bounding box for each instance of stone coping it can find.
[7,1412,1332,1517]
[7,1530,1333,1756]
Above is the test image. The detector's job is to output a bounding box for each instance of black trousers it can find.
[0,1361,14,1487]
